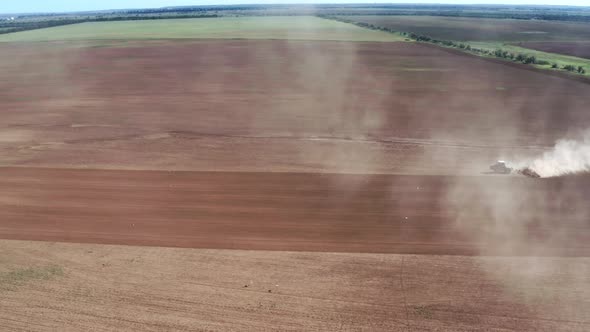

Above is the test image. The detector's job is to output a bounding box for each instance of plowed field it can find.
[2,37,590,331]
[1,167,588,257]
[517,41,590,59]
[2,40,590,174]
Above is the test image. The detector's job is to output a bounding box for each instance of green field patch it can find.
[0,264,64,290]
[412,305,435,319]
[468,41,590,76]
[0,16,405,42]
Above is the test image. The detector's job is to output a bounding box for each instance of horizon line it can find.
[2,2,590,16]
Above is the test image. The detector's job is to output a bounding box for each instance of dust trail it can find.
[514,130,590,178]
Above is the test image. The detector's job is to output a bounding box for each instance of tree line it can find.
[321,16,586,76]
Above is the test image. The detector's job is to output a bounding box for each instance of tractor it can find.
[489,160,512,174]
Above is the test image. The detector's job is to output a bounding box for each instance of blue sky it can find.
[1,0,589,14]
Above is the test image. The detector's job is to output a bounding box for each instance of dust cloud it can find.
[512,130,590,178]
[444,162,590,321]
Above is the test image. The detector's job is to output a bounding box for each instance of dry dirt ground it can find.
[1,240,589,332]
[1,39,590,331]
[516,41,590,59]
[1,167,589,257]
[2,40,590,174]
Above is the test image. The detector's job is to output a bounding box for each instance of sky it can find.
[1,0,589,14]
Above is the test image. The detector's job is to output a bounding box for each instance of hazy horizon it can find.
[1,1,589,15]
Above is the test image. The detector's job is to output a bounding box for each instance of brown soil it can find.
[0,240,588,331]
[517,41,590,59]
[1,39,590,331]
[1,40,590,174]
[1,167,588,256]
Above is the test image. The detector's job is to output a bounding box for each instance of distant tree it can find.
[578,66,586,74]
[523,55,536,64]
[516,54,526,62]
[563,65,577,72]
[494,49,514,59]
[551,63,559,68]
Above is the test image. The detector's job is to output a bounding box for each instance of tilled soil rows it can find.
[1,167,588,256]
